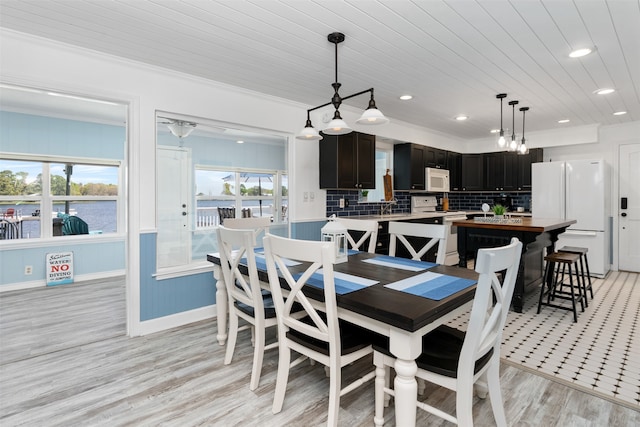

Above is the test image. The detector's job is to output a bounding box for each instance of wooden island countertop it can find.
[452,217,576,232]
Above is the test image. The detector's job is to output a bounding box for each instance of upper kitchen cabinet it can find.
[516,148,543,190]
[319,131,375,189]
[485,152,518,191]
[393,143,425,190]
[447,152,462,191]
[461,154,484,191]
[424,147,447,169]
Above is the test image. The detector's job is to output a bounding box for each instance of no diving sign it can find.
[46,252,74,286]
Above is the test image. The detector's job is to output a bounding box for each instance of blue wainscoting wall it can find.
[139,232,216,321]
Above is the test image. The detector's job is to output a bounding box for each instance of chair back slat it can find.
[388,221,448,264]
[459,237,522,376]
[263,234,338,346]
[335,217,379,253]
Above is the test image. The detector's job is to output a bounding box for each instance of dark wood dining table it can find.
[207,250,478,427]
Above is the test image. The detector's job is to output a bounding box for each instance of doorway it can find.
[619,143,640,272]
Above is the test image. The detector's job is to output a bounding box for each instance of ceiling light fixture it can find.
[594,88,615,95]
[236,140,244,144]
[558,119,570,124]
[167,120,196,140]
[496,93,507,148]
[296,32,389,140]
[508,100,519,152]
[613,111,627,116]
[399,95,413,100]
[518,107,530,155]
[569,48,593,58]
[455,115,468,121]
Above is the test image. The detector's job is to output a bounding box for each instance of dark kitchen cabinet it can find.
[516,148,543,190]
[394,143,425,190]
[319,132,375,189]
[447,152,462,191]
[485,152,518,191]
[424,147,447,169]
[461,154,484,191]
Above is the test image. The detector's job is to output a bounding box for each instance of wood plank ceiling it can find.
[0,0,638,140]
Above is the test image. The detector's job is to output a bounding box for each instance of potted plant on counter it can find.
[360,190,369,202]
[492,204,506,218]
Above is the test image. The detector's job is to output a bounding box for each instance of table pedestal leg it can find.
[394,358,418,427]
[213,265,227,346]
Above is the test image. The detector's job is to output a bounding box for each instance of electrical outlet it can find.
[24,265,33,275]
[339,198,345,208]
[303,191,309,202]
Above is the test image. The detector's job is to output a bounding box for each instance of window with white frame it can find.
[0,157,121,239]
[367,146,393,203]
[194,168,288,226]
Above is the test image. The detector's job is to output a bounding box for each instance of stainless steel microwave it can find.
[425,167,450,192]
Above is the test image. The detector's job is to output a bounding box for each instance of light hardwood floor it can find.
[1,278,639,426]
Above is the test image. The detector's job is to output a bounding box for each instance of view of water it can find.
[1,201,117,238]
[2,199,286,238]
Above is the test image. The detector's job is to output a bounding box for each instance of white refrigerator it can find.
[532,159,610,278]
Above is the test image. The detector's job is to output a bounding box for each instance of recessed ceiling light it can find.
[455,115,468,121]
[613,111,627,116]
[236,140,244,144]
[399,95,413,100]
[569,48,593,58]
[594,88,615,95]
[558,119,570,124]
[490,129,500,133]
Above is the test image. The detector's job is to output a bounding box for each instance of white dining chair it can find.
[373,237,522,426]
[263,234,377,427]
[388,221,448,264]
[334,217,379,253]
[216,225,277,391]
[223,216,271,231]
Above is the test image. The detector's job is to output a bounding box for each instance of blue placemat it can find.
[385,271,475,301]
[294,270,378,295]
[363,255,436,271]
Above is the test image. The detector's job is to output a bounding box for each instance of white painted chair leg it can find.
[487,361,507,427]
[326,364,341,427]
[456,378,475,427]
[249,322,265,391]
[475,372,489,399]
[384,365,391,408]
[272,345,291,414]
[324,365,330,378]
[224,311,238,365]
[417,378,426,395]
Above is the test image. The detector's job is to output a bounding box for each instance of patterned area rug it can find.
[448,270,640,410]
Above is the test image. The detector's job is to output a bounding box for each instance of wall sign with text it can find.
[46,252,74,286]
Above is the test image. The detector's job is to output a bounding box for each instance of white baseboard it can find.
[0,270,126,293]
[136,304,217,336]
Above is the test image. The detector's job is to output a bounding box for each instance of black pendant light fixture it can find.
[508,100,519,151]
[496,93,507,148]
[296,32,389,140]
[518,107,530,154]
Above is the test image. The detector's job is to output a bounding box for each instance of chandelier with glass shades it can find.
[296,32,389,140]
[495,93,529,154]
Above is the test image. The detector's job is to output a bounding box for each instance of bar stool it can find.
[537,252,585,322]
[558,246,593,302]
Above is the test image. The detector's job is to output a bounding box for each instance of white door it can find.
[619,144,640,272]
[157,147,191,268]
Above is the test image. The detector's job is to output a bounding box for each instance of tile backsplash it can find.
[326,190,532,217]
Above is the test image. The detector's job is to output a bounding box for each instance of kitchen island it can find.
[452,217,576,312]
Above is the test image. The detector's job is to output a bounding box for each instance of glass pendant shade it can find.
[509,136,518,151]
[497,131,506,148]
[356,107,389,125]
[323,110,352,135]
